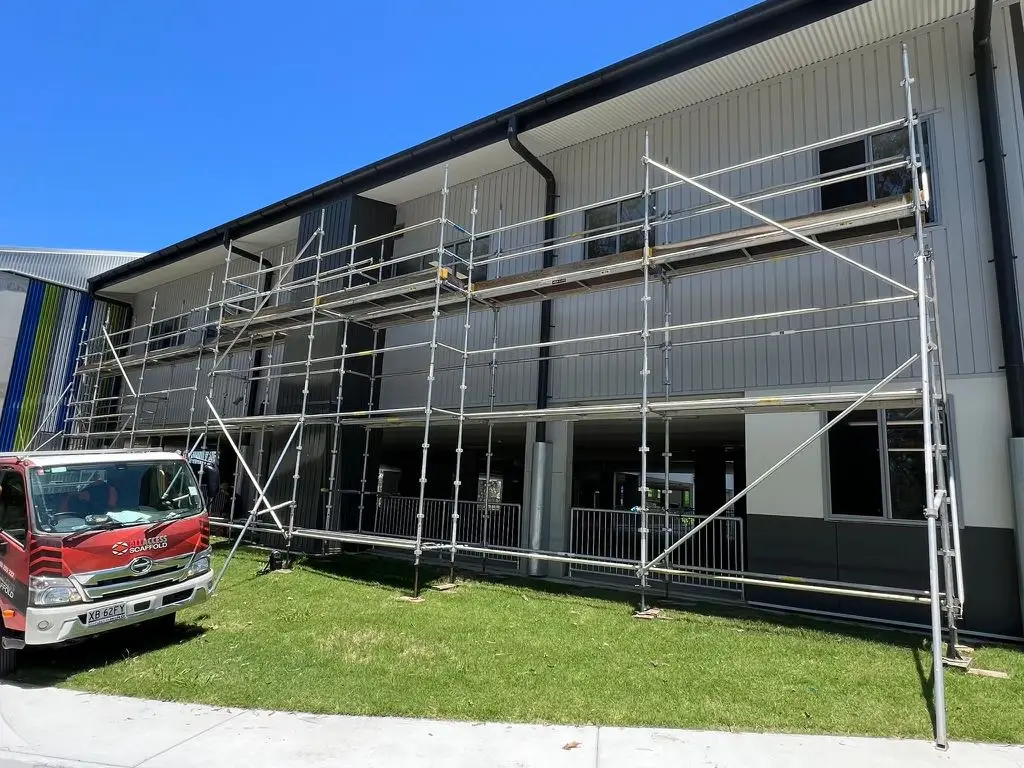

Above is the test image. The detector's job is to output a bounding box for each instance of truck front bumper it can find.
[24,571,213,646]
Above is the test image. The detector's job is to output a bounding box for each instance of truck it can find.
[0,449,213,676]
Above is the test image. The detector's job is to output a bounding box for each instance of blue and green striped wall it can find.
[0,279,125,451]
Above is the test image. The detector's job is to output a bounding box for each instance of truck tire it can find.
[0,645,17,679]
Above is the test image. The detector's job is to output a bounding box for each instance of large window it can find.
[150,317,185,351]
[818,123,933,218]
[451,235,490,284]
[826,408,926,521]
[584,197,652,259]
[393,235,490,282]
[0,470,28,544]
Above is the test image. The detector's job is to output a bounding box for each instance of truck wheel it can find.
[0,645,17,679]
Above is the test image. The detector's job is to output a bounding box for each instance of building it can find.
[0,248,141,452]
[83,0,1024,645]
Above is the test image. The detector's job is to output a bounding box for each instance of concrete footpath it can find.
[1,684,1022,768]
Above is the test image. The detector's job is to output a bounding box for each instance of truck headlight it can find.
[29,576,84,607]
[186,551,212,578]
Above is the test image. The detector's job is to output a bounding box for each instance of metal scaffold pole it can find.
[412,166,450,598]
[901,41,948,750]
[86,304,112,448]
[637,130,653,613]
[227,334,257,528]
[288,209,326,557]
[66,318,90,450]
[449,185,478,581]
[325,225,357,546]
[198,240,235,500]
[661,273,672,598]
[186,273,216,452]
[481,307,500,574]
[357,327,380,534]
[129,294,158,448]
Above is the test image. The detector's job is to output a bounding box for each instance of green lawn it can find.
[14,546,1024,743]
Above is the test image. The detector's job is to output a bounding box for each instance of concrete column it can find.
[520,422,537,575]
[694,447,727,517]
[546,421,574,577]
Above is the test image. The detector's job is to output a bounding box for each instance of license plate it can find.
[85,604,126,627]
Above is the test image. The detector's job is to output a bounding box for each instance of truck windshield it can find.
[28,460,204,534]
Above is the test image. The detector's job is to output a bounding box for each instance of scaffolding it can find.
[64,45,962,747]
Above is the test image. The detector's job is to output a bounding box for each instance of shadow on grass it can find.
[297,547,931,644]
[11,619,208,689]
[912,643,938,734]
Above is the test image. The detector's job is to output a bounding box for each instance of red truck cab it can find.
[0,449,213,676]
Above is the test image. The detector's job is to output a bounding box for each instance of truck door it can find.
[0,468,30,635]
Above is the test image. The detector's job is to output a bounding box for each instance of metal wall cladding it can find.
[0,249,142,292]
[380,163,546,410]
[0,279,122,451]
[994,3,1024,314]
[380,13,1003,409]
[123,242,297,429]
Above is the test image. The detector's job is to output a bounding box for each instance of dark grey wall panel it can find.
[268,195,396,544]
[746,514,1023,637]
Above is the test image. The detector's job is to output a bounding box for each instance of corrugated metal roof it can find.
[0,247,144,292]
[523,0,974,154]
[364,0,976,204]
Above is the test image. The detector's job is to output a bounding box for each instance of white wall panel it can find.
[744,399,826,520]
[947,374,1015,529]
[379,15,1003,413]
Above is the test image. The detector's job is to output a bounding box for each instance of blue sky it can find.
[2,1,755,253]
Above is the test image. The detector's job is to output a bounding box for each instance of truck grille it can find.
[74,552,194,601]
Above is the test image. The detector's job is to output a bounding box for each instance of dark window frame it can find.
[450,234,490,284]
[817,120,936,222]
[824,407,943,524]
[584,197,654,260]
[150,316,186,351]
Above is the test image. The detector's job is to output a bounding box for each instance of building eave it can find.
[89,0,870,295]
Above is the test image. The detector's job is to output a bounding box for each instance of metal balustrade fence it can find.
[371,495,521,561]
[568,506,744,595]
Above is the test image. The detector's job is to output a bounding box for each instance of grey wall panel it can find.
[993,4,1024,333]
[377,16,1000,410]
[379,304,538,410]
[124,241,298,429]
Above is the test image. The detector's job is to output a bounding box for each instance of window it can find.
[827,408,926,521]
[584,197,653,259]
[451,235,490,284]
[391,235,490,281]
[0,470,28,544]
[819,123,933,219]
[150,317,185,351]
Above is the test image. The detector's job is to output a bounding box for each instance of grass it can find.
[13,545,1024,743]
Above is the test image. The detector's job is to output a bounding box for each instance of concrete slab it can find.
[144,712,596,768]
[595,726,1024,768]
[0,685,241,767]
[1,683,1021,768]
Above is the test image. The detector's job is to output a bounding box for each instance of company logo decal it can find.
[129,557,154,576]
[111,535,169,557]
[0,576,13,599]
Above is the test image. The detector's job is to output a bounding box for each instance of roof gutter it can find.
[974,0,1024,436]
[507,117,557,442]
[89,0,870,294]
